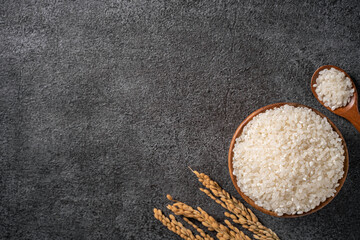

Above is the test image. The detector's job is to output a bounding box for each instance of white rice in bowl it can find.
[232,105,345,216]
[313,67,354,110]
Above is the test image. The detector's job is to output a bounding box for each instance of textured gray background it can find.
[1,0,360,239]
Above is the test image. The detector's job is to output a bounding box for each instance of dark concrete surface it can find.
[1,1,360,239]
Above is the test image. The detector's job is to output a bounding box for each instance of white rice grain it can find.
[313,68,354,110]
[232,105,345,216]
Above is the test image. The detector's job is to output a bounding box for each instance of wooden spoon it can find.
[228,102,349,218]
[311,65,360,132]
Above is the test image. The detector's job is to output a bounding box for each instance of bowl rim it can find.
[228,102,349,218]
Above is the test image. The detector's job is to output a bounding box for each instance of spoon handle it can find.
[349,116,360,133]
[343,108,360,133]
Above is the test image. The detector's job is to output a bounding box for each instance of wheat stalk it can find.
[153,208,203,240]
[191,169,280,240]
[167,195,250,240]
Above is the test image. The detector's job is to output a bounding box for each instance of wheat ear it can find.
[183,217,215,240]
[153,208,203,240]
[191,170,280,240]
[167,195,250,240]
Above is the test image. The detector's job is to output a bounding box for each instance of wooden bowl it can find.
[228,102,349,218]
